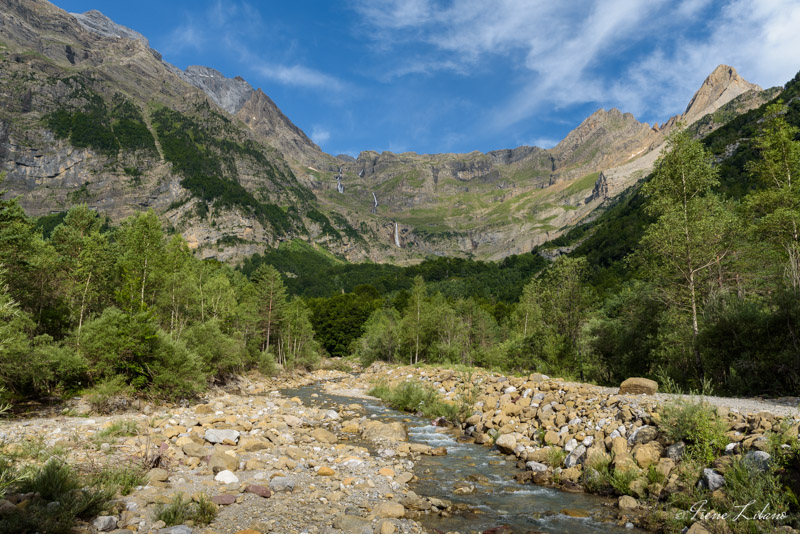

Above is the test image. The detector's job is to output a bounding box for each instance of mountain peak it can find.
[682,64,761,124]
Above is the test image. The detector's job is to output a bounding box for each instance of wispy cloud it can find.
[160,0,345,92]
[310,125,331,145]
[351,0,800,130]
[254,64,344,91]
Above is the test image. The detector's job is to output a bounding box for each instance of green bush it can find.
[154,492,217,527]
[658,400,728,464]
[1,458,115,534]
[181,319,245,380]
[367,379,469,423]
[80,308,206,399]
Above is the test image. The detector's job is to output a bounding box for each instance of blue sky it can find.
[52,0,800,157]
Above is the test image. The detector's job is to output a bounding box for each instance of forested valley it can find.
[2,76,800,409]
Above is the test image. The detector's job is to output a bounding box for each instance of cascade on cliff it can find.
[394,222,401,248]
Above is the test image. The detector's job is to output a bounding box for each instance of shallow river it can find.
[283,382,641,534]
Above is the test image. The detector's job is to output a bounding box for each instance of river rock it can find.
[526,461,548,472]
[214,470,238,484]
[204,428,240,444]
[495,434,516,454]
[362,421,407,442]
[743,450,771,472]
[374,502,405,518]
[565,444,586,468]
[92,515,118,531]
[618,495,637,509]
[699,468,725,491]
[245,484,271,498]
[665,441,686,461]
[311,427,338,443]
[619,378,658,395]
[333,514,372,533]
[269,476,295,492]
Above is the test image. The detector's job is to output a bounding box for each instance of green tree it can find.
[50,206,111,344]
[744,101,800,292]
[401,276,432,365]
[114,211,165,310]
[277,298,320,368]
[251,264,287,352]
[637,128,737,381]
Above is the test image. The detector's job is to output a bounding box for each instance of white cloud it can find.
[351,0,800,130]
[254,64,344,91]
[310,125,331,145]
[161,0,345,93]
[529,138,559,149]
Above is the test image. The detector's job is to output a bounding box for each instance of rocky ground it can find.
[1,363,799,534]
[0,369,460,534]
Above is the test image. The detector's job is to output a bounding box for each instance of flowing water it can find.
[283,383,641,534]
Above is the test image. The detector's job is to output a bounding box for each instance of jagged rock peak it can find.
[70,10,149,47]
[682,65,761,123]
[179,65,254,115]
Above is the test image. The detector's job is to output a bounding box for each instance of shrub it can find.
[608,467,639,496]
[2,458,115,534]
[368,379,468,423]
[81,309,206,399]
[154,492,217,527]
[544,447,566,468]
[658,400,727,464]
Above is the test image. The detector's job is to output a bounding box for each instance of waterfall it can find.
[394,222,401,248]
[371,192,378,213]
[336,167,344,194]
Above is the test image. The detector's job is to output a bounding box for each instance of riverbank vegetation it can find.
[1,75,799,408]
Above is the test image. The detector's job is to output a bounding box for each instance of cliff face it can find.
[0,0,373,263]
[0,1,774,264]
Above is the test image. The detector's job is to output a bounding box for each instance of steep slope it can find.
[310,65,769,260]
[0,0,372,262]
[0,1,776,265]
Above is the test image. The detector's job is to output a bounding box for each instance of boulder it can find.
[182,441,210,458]
[526,461,548,472]
[204,428,240,445]
[628,425,657,445]
[92,516,118,532]
[618,495,637,509]
[374,502,405,518]
[269,476,295,492]
[208,452,238,473]
[564,444,586,468]
[665,441,686,461]
[619,378,658,395]
[743,450,771,473]
[362,421,407,443]
[310,427,338,444]
[699,468,725,491]
[495,434,516,455]
[214,470,239,484]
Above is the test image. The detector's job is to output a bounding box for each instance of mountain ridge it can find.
[0,0,777,264]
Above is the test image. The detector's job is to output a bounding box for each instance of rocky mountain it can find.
[0,0,776,264]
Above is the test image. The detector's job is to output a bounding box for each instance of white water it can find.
[394,222,401,247]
